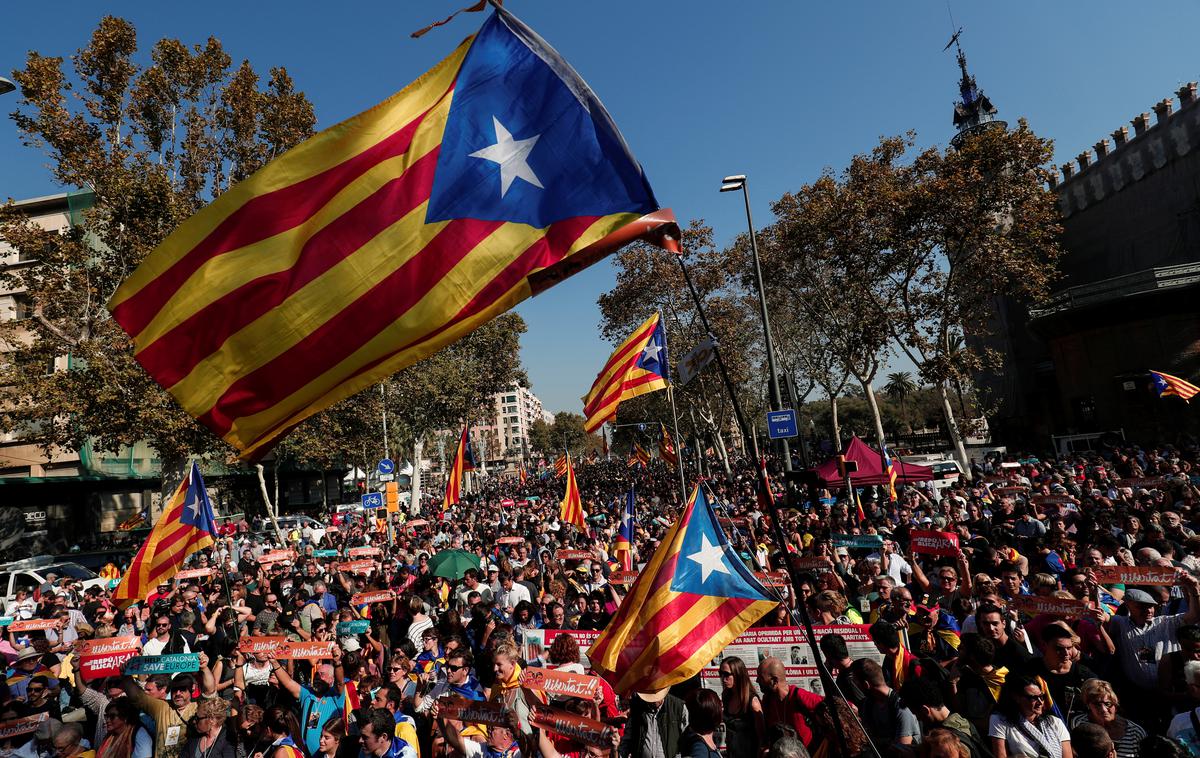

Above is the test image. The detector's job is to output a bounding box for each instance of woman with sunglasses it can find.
[989,675,1073,758]
[717,656,763,758]
[97,698,152,758]
[181,697,236,758]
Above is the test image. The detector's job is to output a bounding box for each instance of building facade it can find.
[472,383,553,464]
[978,82,1200,446]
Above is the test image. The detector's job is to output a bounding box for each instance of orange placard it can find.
[177,567,214,580]
[238,636,285,655]
[556,549,593,561]
[498,536,525,546]
[77,636,140,656]
[276,640,335,659]
[754,571,790,588]
[790,557,833,573]
[348,546,380,558]
[1009,595,1090,617]
[519,667,601,699]
[0,714,47,740]
[337,559,377,574]
[10,619,58,632]
[608,570,638,585]
[407,519,429,528]
[530,704,616,748]
[436,698,512,727]
[351,590,395,606]
[257,550,295,564]
[1091,565,1177,586]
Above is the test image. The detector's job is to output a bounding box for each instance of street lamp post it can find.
[720,174,792,472]
[0,78,15,96]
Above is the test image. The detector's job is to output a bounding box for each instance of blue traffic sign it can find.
[767,409,798,439]
[377,458,395,475]
[361,492,384,509]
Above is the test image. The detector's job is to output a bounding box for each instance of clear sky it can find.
[3,2,1199,413]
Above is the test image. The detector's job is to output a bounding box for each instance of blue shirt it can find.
[298,685,345,757]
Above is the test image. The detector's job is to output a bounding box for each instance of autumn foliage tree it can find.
[0,17,315,467]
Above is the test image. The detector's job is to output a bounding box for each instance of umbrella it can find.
[428,549,481,580]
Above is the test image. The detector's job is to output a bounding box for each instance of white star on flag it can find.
[687,535,732,583]
[469,116,544,198]
[641,341,662,363]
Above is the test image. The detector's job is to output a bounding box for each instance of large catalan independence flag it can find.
[582,314,668,434]
[113,461,216,609]
[108,6,676,459]
[588,485,777,694]
[560,452,585,530]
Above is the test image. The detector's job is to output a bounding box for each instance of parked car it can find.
[0,557,108,607]
[256,515,327,545]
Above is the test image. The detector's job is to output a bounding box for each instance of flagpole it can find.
[676,254,860,758]
[658,309,688,503]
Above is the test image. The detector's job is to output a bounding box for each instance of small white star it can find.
[642,342,662,363]
[469,116,543,198]
[687,535,731,583]
[621,510,633,530]
[187,493,200,521]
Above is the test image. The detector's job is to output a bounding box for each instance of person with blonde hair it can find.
[181,698,236,758]
[919,728,970,758]
[1068,680,1144,758]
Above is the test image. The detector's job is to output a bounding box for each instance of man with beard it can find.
[270,644,346,757]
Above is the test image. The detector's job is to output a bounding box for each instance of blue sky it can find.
[4,2,1200,413]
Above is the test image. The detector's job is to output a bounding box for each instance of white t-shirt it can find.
[988,713,1069,758]
[142,635,189,657]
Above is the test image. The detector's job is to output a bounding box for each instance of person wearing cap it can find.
[1108,571,1200,716]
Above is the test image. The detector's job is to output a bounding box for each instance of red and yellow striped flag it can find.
[588,485,776,694]
[553,454,568,477]
[113,461,216,609]
[1151,370,1200,402]
[628,442,651,469]
[582,314,668,434]
[443,425,471,511]
[560,452,585,530]
[107,6,676,460]
[658,423,678,466]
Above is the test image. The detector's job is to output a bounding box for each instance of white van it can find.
[0,557,108,607]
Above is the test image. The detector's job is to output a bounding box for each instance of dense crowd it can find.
[7,444,1200,758]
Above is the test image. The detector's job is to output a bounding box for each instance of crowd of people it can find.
[5,443,1200,758]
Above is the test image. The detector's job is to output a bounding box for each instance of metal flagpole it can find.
[658,309,688,502]
[676,254,860,758]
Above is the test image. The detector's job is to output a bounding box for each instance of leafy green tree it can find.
[0,17,315,473]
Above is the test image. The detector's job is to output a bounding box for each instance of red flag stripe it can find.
[587,371,666,418]
[198,218,504,435]
[233,216,600,448]
[611,592,703,672]
[587,552,682,662]
[135,148,443,388]
[111,102,444,337]
[145,534,211,584]
[641,596,757,678]
[583,320,659,405]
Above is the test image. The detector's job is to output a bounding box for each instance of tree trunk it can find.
[938,382,972,481]
[157,455,189,521]
[713,430,732,477]
[829,396,842,449]
[255,463,284,542]
[410,437,424,516]
[861,378,887,452]
[320,471,328,511]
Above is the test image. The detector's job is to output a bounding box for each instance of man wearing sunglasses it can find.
[414,649,483,714]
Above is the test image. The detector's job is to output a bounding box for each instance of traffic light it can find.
[778,374,797,410]
[385,481,399,512]
[836,455,859,478]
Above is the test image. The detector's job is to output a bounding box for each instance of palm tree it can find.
[884,371,917,431]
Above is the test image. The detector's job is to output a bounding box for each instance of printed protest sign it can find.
[351,590,395,606]
[407,519,429,528]
[608,570,638,585]
[1009,595,1090,617]
[556,549,594,561]
[910,530,960,557]
[257,550,295,564]
[312,549,339,558]
[276,641,335,660]
[831,534,883,549]
[78,636,140,657]
[239,636,285,655]
[337,620,371,636]
[789,557,833,573]
[435,699,512,727]
[337,559,377,574]
[348,546,380,558]
[10,619,57,633]
[754,571,790,588]
[176,568,214,580]
[498,536,525,546]
[519,667,601,699]
[79,650,139,681]
[124,653,201,675]
[530,705,615,748]
[1091,565,1177,586]
[0,714,46,740]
